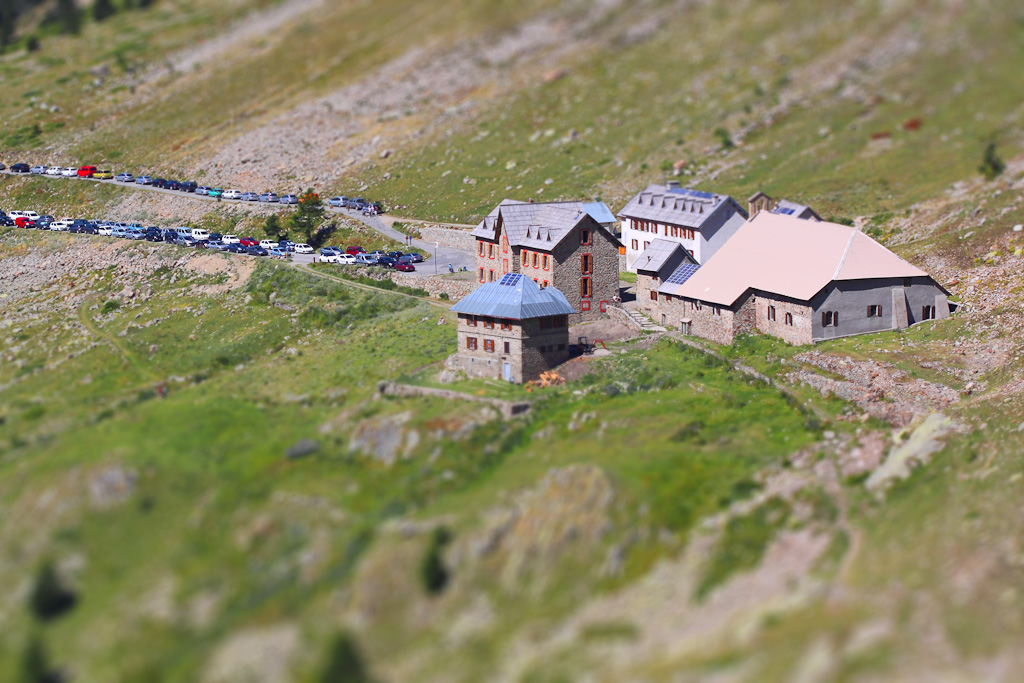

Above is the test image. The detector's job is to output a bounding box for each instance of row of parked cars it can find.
[5,163,385,213]
[3,209,421,269]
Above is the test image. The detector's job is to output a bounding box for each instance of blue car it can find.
[224,243,248,253]
[319,247,340,257]
[268,247,289,258]
[246,245,269,256]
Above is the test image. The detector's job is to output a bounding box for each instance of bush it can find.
[19,635,59,683]
[318,632,373,683]
[420,527,452,595]
[101,299,120,314]
[28,562,77,621]
[979,142,1005,180]
[713,126,734,149]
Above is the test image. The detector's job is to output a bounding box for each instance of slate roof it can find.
[618,184,747,228]
[771,199,821,221]
[471,199,617,250]
[450,273,576,320]
[634,238,692,274]
[660,212,932,305]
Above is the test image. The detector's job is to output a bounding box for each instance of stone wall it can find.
[417,225,476,251]
[390,272,477,301]
[378,382,531,418]
[754,294,814,345]
[672,296,738,345]
[636,273,660,318]
[454,313,569,383]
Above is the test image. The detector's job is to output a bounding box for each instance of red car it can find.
[77,165,98,178]
[15,217,36,228]
[239,237,258,247]
[395,262,415,272]
[346,245,366,255]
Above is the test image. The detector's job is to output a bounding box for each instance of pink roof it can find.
[664,212,929,306]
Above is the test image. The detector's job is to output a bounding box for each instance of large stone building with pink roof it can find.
[641,212,951,345]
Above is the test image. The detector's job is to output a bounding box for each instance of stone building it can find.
[633,238,699,324]
[644,212,951,345]
[618,181,747,271]
[448,274,576,383]
[471,199,620,321]
[747,191,822,221]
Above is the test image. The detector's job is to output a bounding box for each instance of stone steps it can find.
[623,308,666,332]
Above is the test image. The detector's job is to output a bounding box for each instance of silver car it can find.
[279,194,298,205]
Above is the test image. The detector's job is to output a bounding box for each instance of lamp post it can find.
[434,241,438,275]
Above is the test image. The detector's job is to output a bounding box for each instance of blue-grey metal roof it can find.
[471,199,618,250]
[582,201,616,225]
[450,274,576,320]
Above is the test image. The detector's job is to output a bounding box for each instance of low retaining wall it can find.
[377,382,531,418]
[390,273,477,300]
[417,226,476,251]
[606,304,644,331]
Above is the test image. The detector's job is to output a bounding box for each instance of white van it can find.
[10,211,41,221]
[190,228,210,240]
[174,226,192,237]
[49,219,73,232]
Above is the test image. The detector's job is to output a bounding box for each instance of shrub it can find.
[420,527,453,595]
[696,497,790,599]
[19,635,59,683]
[28,562,77,621]
[318,632,373,683]
[101,299,120,314]
[979,142,1005,180]
[713,127,734,149]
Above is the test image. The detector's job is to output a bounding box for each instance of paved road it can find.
[2,170,477,277]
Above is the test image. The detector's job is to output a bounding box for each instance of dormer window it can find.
[580,228,592,246]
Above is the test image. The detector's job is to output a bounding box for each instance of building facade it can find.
[449,274,576,383]
[646,212,951,345]
[617,181,747,271]
[472,200,620,321]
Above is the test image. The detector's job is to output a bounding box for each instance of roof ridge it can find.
[832,229,857,280]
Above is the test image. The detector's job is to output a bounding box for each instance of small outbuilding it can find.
[449,274,576,383]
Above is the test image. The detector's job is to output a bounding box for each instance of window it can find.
[691,301,702,311]
[483,318,495,329]
[532,252,539,268]
[822,311,838,327]
[484,339,495,353]
[503,259,509,273]
[581,276,592,298]
[867,305,883,317]
[478,267,485,283]
[650,290,658,301]
[768,305,776,321]
[542,280,548,288]
[467,315,477,327]
[922,305,936,320]
[522,250,529,268]
[644,241,650,251]
[903,277,912,287]
[711,306,722,316]
[600,300,608,312]
[488,243,494,259]
[500,321,512,331]
[581,228,592,245]
[503,341,510,354]
[581,300,591,311]
[478,242,485,257]
[631,239,638,250]
[785,312,793,326]
[466,337,478,350]
[581,253,592,274]
[488,269,495,282]
[542,254,549,270]
[502,236,508,253]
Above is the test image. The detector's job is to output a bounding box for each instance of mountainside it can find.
[3,1,1024,681]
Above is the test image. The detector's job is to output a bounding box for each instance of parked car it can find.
[179,181,198,193]
[362,202,383,215]
[36,215,54,228]
[240,191,260,202]
[98,225,114,236]
[0,214,15,226]
[239,237,258,247]
[279,194,298,205]
[404,252,424,263]
[150,178,166,188]
[93,170,114,180]
[77,165,98,177]
[29,165,46,174]
[178,235,198,247]
[61,167,78,177]
[354,254,377,265]
[135,175,154,185]
[14,217,36,228]
[222,243,246,253]
[346,245,366,255]
[246,245,269,256]
[144,229,164,242]
[259,192,279,203]
[221,189,242,200]
[319,247,341,257]
[195,186,210,196]
[222,234,240,244]
[293,243,313,254]
[376,256,398,268]
[258,239,277,250]
[327,196,348,208]
[268,247,290,258]
[279,240,296,252]
[368,250,387,258]
[10,162,30,173]
[11,211,41,221]
[394,261,415,272]
[335,253,358,265]
[387,251,404,259]
[164,180,181,190]
[207,187,224,198]
[116,172,135,182]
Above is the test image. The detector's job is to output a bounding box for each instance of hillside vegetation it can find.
[2,0,1024,681]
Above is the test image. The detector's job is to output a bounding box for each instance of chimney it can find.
[666,180,681,190]
[748,191,772,218]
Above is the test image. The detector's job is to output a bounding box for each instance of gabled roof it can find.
[634,238,695,275]
[661,212,932,306]
[618,184,747,228]
[450,273,576,320]
[471,199,617,250]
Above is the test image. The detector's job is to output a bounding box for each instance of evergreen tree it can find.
[318,632,372,683]
[94,0,117,22]
[289,189,325,244]
[28,562,77,622]
[55,0,80,35]
[419,526,452,595]
[20,635,60,683]
[263,213,284,239]
[979,142,1006,180]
